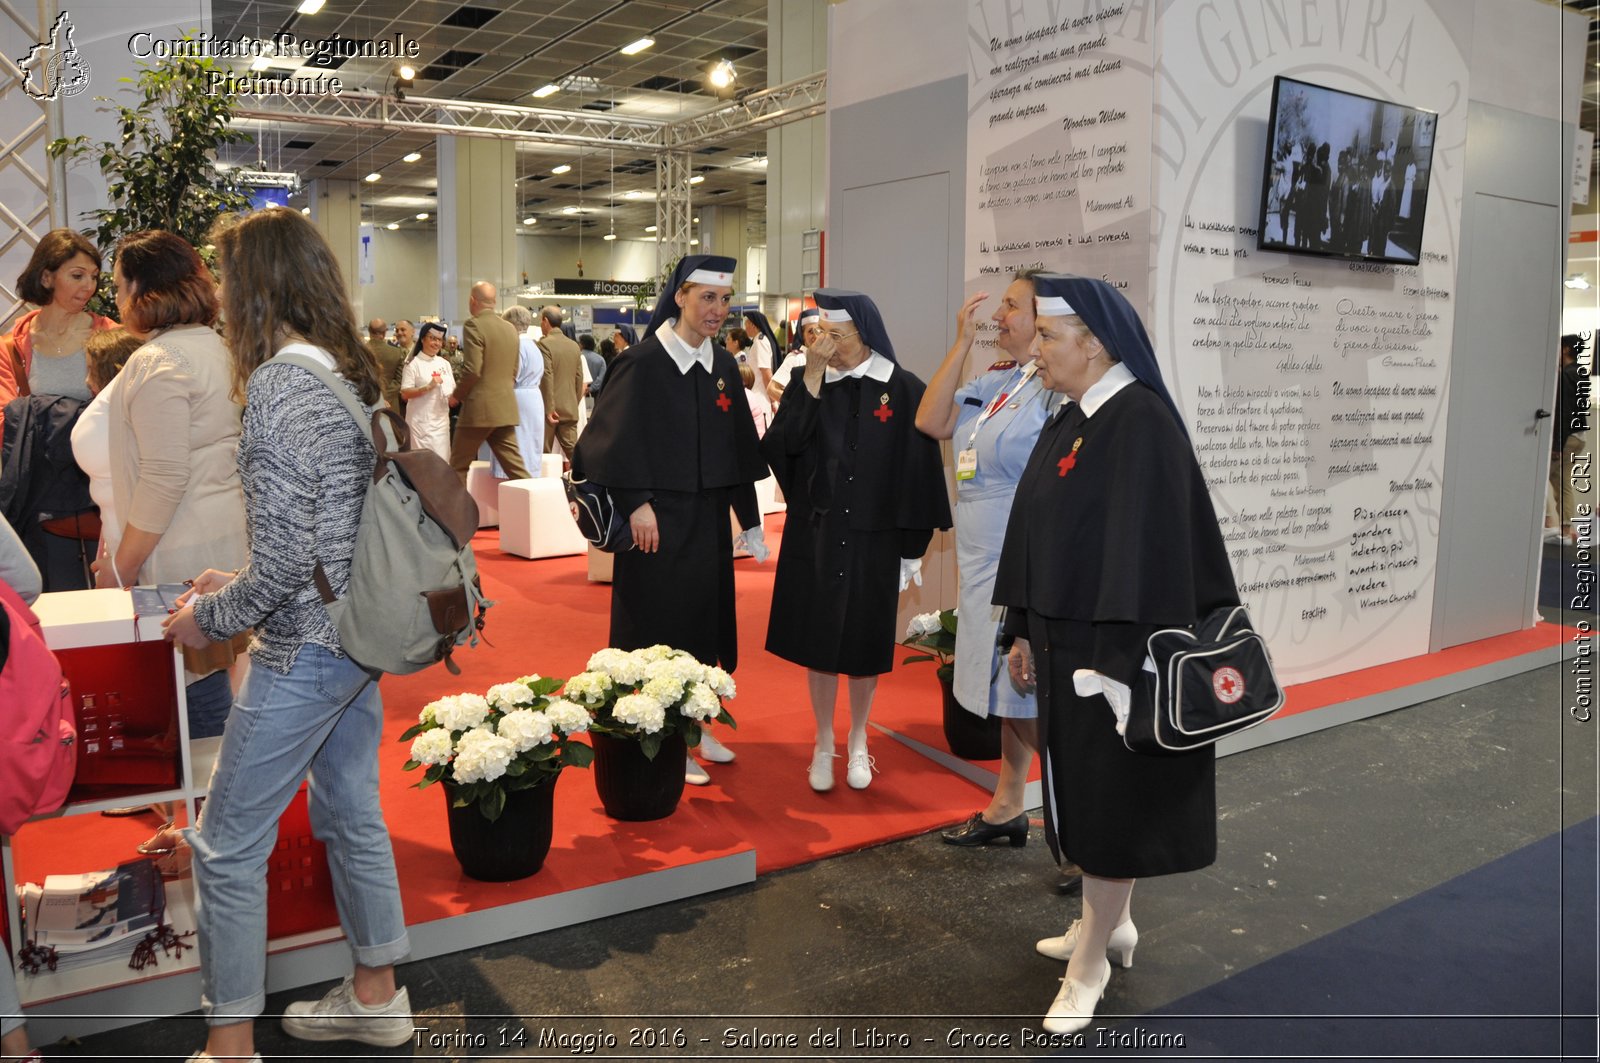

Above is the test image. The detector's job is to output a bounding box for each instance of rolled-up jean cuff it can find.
[352,931,411,970]
[203,989,266,1026]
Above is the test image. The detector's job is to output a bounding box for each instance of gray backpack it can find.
[272,352,491,675]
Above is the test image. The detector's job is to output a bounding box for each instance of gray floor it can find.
[43,581,1600,1061]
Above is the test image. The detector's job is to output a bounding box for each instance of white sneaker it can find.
[280,975,415,1047]
[1035,917,1138,966]
[1041,962,1111,1035]
[684,756,712,786]
[845,751,876,790]
[808,750,838,792]
[698,731,736,763]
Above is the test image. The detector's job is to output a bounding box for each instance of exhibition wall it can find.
[829,0,1585,697]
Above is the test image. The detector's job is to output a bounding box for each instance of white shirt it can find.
[823,350,894,385]
[655,320,714,375]
[774,349,807,386]
[750,333,774,371]
[1059,361,1136,417]
[70,376,120,546]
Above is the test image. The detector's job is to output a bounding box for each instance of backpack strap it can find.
[261,351,401,606]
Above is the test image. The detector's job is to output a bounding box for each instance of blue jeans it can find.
[185,668,232,740]
[186,643,410,1023]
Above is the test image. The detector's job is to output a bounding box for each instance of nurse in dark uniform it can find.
[762,289,950,792]
[992,275,1238,1034]
[573,254,770,784]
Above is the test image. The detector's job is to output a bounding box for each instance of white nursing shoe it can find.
[1035,917,1137,967]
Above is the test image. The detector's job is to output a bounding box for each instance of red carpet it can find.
[16,520,1576,931]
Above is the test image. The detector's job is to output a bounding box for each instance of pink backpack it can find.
[0,581,76,834]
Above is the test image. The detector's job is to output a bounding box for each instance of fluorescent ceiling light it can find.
[690,238,700,246]
[603,232,617,241]
[551,164,571,175]
[531,84,560,98]
[645,225,657,232]
[562,206,580,214]
[297,0,324,13]
[301,207,310,215]
[620,37,655,56]
[386,222,399,230]
[522,216,538,225]
[402,152,422,163]
[688,174,705,185]
[416,212,429,220]
[365,172,381,182]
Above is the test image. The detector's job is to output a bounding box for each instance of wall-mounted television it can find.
[1257,76,1437,266]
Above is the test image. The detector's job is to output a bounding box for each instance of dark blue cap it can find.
[813,288,896,363]
[648,254,738,334]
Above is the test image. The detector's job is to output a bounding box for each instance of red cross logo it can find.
[873,404,893,422]
[1057,438,1083,477]
[715,393,732,412]
[1213,667,1245,704]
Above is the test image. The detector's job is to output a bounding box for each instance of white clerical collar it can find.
[656,320,713,375]
[1059,361,1136,418]
[824,350,894,384]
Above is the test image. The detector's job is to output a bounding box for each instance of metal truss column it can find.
[655,150,692,281]
[0,0,65,326]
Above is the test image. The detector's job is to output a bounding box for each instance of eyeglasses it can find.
[824,329,858,343]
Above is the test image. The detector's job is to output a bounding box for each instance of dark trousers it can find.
[450,423,530,482]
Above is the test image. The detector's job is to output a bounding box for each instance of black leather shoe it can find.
[1056,862,1084,894]
[941,811,1028,847]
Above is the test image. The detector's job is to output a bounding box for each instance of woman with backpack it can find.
[162,207,413,1062]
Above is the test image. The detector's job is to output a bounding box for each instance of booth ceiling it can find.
[210,0,782,236]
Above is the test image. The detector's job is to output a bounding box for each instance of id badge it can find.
[955,448,978,481]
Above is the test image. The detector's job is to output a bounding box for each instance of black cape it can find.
[993,380,1238,878]
[762,362,951,674]
[573,331,768,669]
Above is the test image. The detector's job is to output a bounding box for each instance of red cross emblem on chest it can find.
[873,393,893,422]
[1057,438,1083,477]
[715,392,732,412]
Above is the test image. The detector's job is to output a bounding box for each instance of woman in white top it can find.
[503,306,545,476]
[399,322,455,460]
[69,328,143,570]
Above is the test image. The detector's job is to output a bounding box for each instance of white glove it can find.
[736,525,770,564]
[897,557,923,592]
[1073,659,1152,736]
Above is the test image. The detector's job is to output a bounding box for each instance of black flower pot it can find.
[443,775,557,882]
[938,672,1003,760]
[590,731,687,821]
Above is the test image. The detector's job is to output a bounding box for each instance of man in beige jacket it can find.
[449,281,531,481]
[537,306,585,461]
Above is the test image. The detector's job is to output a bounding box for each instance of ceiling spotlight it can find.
[552,164,572,175]
[603,232,617,241]
[645,225,657,233]
[365,172,381,182]
[690,237,701,246]
[416,212,430,220]
[398,64,416,81]
[693,216,699,223]
[301,207,310,215]
[386,222,400,230]
[1566,273,1592,290]
[532,84,560,98]
[708,59,735,89]
[403,152,422,163]
[620,37,655,56]
[296,0,324,13]
[522,216,538,225]
[688,174,705,185]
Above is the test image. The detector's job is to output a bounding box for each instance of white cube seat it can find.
[467,461,505,527]
[498,478,586,559]
[541,453,566,479]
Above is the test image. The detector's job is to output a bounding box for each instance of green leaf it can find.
[527,676,564,697]
[398,723,428,742]
[566,743,595,768]
[902,653,937,665]
[940,610,959,634]
[401,759,420,771]
[480,787,506,822]
[639,733,662,760]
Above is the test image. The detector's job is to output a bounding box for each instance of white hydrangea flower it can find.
[430,693,491,733]
[543,698,590,734]
[681,681,720,721]
[409,728,455,766]
[563,671,614,706]
[642,675,685,705]
[905,611,942,639]
[418,703,437,726]
[486,682,536,712]
[586,648,647,684]
[515,674,542,686]
[497,708,554,752]
[703,666,736,699]
[634,644,677,662]
[613,693,667,733]
[450,726,515,784]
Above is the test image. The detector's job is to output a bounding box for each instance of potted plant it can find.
[400,675,594,881]
[901,610,1002,761]
[562,646,736,821]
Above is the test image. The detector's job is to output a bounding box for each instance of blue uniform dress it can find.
[951,361,1053,718]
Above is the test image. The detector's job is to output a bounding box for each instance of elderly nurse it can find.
[992,274,1238,1034]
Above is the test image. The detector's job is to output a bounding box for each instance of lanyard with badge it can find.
[956,361,1037,481]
